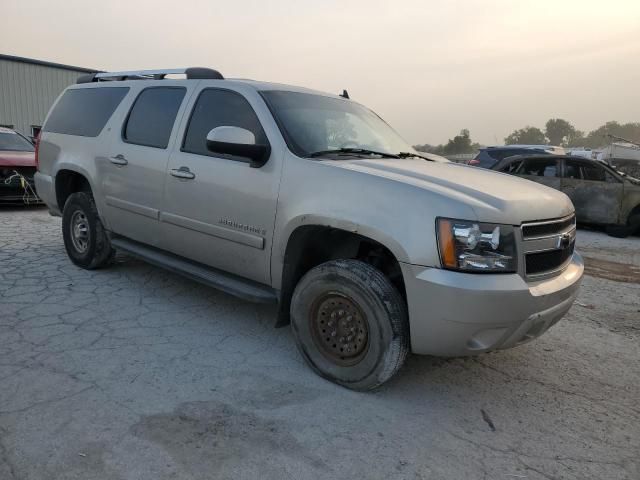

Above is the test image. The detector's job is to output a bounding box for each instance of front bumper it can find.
[401,252,584,356]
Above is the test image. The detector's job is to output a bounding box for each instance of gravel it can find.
[0,207,638,480]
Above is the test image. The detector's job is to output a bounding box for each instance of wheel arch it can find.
[628,202,640,219]
[54,166,94,211]
[274,219,409,327]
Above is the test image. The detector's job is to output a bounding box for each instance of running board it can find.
[110,236,278,304]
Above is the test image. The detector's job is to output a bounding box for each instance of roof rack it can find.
[77,67,224,84]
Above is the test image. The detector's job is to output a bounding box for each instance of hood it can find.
[0,150,36,168]
[324,158,574,224]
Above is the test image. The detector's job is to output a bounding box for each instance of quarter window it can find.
[182,89,267,158]
[44,87,129,137]
[123,87,186,149]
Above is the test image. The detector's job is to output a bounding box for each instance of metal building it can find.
[0,54,99,138]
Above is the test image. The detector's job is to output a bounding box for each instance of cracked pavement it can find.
[0,207,638,480]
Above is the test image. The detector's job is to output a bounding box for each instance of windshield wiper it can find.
[308,148,400,159]
[397,151,433,161]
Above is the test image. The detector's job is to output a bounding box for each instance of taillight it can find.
[34,133,41,171]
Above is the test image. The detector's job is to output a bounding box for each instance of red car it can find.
[0,127,40,204]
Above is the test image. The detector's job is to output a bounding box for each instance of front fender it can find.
[271,214,411,289]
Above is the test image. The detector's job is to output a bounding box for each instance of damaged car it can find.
[0,127,41,205]
[492,154,640,237]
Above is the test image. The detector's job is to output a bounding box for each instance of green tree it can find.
[504,126,546,145]
[443,129,474,155]
[582,121,640,149]
[545,118,577,146]
[414,129,479,156]
[564,129,585,147]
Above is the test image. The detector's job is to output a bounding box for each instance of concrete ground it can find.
[0,207,638,480]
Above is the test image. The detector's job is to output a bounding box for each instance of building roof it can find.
[0,54,100,74]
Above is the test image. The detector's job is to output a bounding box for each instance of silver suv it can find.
[34,67,584,390]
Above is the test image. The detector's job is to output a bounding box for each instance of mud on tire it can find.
[290,259,409,391]
[62,192,114,269]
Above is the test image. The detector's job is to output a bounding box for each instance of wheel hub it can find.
[310,293,369,366]
[70,210,89,253]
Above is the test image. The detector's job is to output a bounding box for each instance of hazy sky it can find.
[3,0,640,145]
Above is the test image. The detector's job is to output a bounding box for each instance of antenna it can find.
[340,89,350,99]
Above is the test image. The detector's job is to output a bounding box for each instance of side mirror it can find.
[206,126,270,168]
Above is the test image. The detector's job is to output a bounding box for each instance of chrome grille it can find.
[521,214,576,277]
[522,215,576,239]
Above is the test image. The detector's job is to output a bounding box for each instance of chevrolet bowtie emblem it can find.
[557,231,573,249]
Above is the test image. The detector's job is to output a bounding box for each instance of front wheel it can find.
[290,260,409,391]
[606,213,640,238]
[62,192,114,269]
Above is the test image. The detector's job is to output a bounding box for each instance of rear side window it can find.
[488,149,514,161]
[123,87,186,149]
[44,87,129,137]
[474,151,497,168]
[521,158,558,177]
[183,89,267,157]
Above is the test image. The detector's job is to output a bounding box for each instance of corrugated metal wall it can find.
[0,59,85,136]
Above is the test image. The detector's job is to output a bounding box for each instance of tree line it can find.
[414,120,640,155]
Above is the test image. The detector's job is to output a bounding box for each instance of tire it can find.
[62,192,114,269]
[606,213,640,238]
[290,259,409,391]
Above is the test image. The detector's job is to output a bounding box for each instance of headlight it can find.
[437,218,517,273]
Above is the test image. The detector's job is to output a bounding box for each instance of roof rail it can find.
[77,67,223,84]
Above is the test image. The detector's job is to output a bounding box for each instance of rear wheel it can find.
[290,259,409,391]
[62,192,114,269]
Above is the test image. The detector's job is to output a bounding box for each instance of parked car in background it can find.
[491,154,640,237]
[469,145,564,168]
[567,149,594,160]
[0,127,40,204]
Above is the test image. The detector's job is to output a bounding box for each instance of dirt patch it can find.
[131,401,328,478]
[583,256,640,283]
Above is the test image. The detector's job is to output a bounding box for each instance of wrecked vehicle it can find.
[0,127,40,204]
[35,67,584,389]
[468,145,564,168]
[492,154,640,237]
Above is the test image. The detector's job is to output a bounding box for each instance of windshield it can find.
[261,91,413,158]
[0,129,35,152]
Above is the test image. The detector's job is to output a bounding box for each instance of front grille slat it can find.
[521,214,576,277]
[525,241,575,275]
[522,215,576,239]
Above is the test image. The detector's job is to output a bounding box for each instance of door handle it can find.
[170,166,196,180]
[109,154,128,166]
